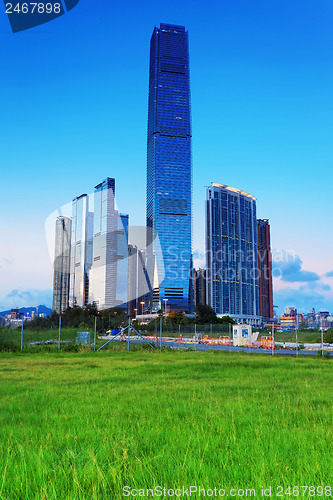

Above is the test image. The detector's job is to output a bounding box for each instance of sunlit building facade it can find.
[89,178,129,310]
[69,194,93,308]
[146,23,192,312]
[89,177,117,309]
[280,307,297,330]
[206,183,261,325]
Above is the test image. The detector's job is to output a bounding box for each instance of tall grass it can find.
[0,351,332,499]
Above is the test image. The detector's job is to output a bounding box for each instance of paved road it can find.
[103,336,333,357]
[160,341,332,357]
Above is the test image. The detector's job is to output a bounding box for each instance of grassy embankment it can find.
[0,350,332,499]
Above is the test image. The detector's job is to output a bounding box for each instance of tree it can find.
[323,329,333,344]
[195,304,217,324]
[166,310,188,325]
[217,315,235,325]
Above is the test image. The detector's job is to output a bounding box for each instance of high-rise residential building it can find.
[206,183,261,325]
[52,216,71,313]
[193,268,207,307]
[90,177,117,310]
[307,308,316,328]
[69,194,93,308]
[146,23,192,313]
[280,307,297,330]
[257,219,273,322]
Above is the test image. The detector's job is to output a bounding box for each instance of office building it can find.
[128,245,150,316]
[52,216,71,313]
[115,212,129,310]
[69,194,93,308]
[193,268,207,307]
[90,178,117,309]
[257,219,273,322]
[206,183,261,325]
[89,178,129,310]
[146,23,192,312]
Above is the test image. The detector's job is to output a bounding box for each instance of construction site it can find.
[99,322,333,357]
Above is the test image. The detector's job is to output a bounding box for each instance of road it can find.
[100,335,333,357]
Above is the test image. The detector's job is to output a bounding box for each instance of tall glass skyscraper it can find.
[53,216,71,313]
[146,23,192,312]
[206,183,261,325]
[69,194,93,308]
[90,178,117,309]
[90,178,129,310]
[116,212,129,310]
[257,219,273,322]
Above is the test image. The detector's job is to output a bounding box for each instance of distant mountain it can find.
[0,305,52,318]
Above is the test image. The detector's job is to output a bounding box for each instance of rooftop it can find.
[211,183,256,201]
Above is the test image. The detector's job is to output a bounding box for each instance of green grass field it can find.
[0,350,332,499]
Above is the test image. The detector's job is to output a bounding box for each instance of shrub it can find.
[323,329,333,344]
[61,342,80,352]
[317,350,331,358]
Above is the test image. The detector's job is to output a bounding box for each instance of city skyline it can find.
[1,0,333,313]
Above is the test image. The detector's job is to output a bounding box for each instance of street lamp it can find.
[163,298,168,327]
[321,316,324,357]
[134,308,137,319]
[140,301,145,316]
[163,298,168,315]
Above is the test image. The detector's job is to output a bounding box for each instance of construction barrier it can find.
[202,336,230,346]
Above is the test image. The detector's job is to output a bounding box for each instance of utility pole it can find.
[21,316,24,351]
[128,317,131,351]
[94,316,97,351]
[194,323,197,351]
[58,316,62,352]
[295,314,298,357]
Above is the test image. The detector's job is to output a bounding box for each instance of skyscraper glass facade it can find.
[146,23,192,312]
[257,219,273,321]
[116,212,129,309]
[206,183,261,325]
[90,177,117,309]
[69,194,93,308]
[53,216,71,313]
[90,178,129,311]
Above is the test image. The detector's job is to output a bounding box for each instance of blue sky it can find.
[0,0,332,314]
